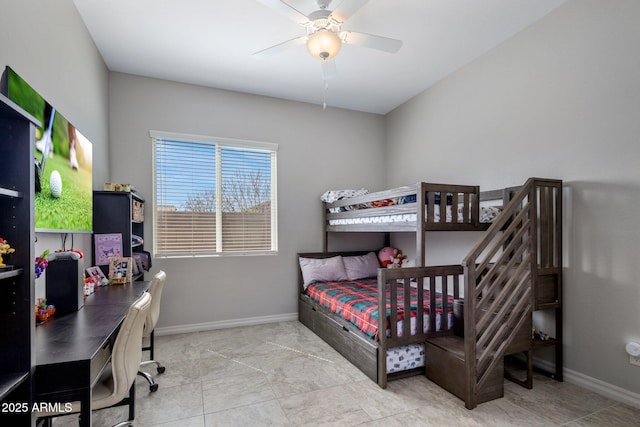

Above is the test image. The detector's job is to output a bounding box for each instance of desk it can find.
[35,281,149,426]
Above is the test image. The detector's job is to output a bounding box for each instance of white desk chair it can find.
[39,291,152,427]
[138,270,166,392]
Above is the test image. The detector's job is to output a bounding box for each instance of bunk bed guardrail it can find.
[376,264,464,388]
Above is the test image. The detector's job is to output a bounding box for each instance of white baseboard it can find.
[563,368,640,409]
[154,312,298,336]
[533,356,640,409]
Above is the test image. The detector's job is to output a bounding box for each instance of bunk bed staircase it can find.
[425,178,562,409]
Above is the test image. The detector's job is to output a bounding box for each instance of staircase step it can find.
[425,336,504,408]
[426,335,465,361]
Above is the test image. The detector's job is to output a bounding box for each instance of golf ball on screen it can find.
[50,170,62,198]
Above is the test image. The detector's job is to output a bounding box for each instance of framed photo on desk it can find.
[86,266,109,286]
[108,257,132,284]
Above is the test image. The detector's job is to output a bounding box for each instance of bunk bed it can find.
[300,181,505,386]
[299,178,563,408]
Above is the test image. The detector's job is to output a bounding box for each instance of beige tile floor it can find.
[51,321,640,426]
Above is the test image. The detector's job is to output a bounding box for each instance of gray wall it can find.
[0,0,109,296]
[0,0,109,184]
[108,72,386,328]
[3,0,639,403]
[386,0,640,396]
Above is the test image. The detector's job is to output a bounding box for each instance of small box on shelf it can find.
[103,182,135,192]
[132,199,144,222]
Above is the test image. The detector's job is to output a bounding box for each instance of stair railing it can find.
[461,177,539,409]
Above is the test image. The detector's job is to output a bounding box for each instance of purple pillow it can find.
[299,256,348,288]
[343,252,380,280]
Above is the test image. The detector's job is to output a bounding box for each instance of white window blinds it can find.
[151,131,277,257]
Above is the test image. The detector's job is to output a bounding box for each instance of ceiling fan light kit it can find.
[255,0,402,61]
[305,8,343,60]
[255,0,402,106]
[306,29,342,60]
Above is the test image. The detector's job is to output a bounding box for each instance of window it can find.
[151,131,277,257]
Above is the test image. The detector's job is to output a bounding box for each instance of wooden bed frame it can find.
[298,252,465,388]
[300,178,563,407]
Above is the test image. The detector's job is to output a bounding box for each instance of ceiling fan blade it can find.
[254,0,309,24]
[321,59,337,81]
[254,36,307,58]
[341,31,402,53]
[331,0,368,23]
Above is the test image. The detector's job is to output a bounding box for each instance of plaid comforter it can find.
[305,278,453,339]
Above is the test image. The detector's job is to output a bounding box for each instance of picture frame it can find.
[94,233,123,266]
[108,256,132,285]
[133,256,144,275]
[132,251,151,271]
[85,266,109,286]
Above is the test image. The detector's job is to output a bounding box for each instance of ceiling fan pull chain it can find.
[323,80,329,109]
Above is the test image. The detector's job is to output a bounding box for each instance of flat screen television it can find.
[1,66,93,233]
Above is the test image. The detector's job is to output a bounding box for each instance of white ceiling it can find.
[73,0,566,114]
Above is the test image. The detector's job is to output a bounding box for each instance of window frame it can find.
[150,130,278,258]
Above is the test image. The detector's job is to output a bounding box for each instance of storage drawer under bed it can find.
[299,295,378,382]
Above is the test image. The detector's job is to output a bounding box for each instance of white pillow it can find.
[343,252,380,280]
[299,256,348,288]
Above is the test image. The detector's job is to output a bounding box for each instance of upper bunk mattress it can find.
[327,205,501,226]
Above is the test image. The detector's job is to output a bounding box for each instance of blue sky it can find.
[155,139,272,211]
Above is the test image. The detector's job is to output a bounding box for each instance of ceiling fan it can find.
[254,0,402,79]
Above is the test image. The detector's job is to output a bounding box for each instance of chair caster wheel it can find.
[150,383,159,392]
[157,366,166,374]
